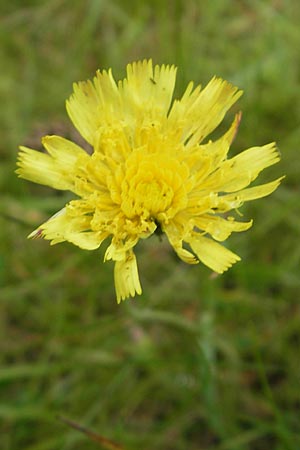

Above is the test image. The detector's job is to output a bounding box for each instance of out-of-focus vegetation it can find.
[1,1,300,449]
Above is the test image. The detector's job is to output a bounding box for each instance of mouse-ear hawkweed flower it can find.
[16,60,283,303]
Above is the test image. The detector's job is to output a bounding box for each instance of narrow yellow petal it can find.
[199,112,242,167]
[221,142,280,191]
[66,70,120,145]
[42,135,88,161]
[216,177,284,211]
[114,252,142,303]
[119,59,177,120]
[202,143,280,193]
[31,208,108,250]
[66,80,100,145]
[168,77,242,145]
[194,215,253,241]
[28,208,66,239]
[188,234,240,273]
[175,246,199,265]
[164,222,198,264]
[16,146,73,190]
[104,236,139,262]
[16,137,89,193]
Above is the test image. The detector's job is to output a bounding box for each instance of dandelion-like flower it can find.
[17,60,282,302]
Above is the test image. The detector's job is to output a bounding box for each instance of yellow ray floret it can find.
[16,59,283,302]
[114,251,142,303]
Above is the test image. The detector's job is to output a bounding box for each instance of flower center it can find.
[120,149,189,223]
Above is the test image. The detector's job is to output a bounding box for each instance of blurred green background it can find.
[1,1,300,449]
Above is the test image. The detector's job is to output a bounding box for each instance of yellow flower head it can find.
[16,60,282,302]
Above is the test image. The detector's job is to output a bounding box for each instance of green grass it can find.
[1,0,300,449]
